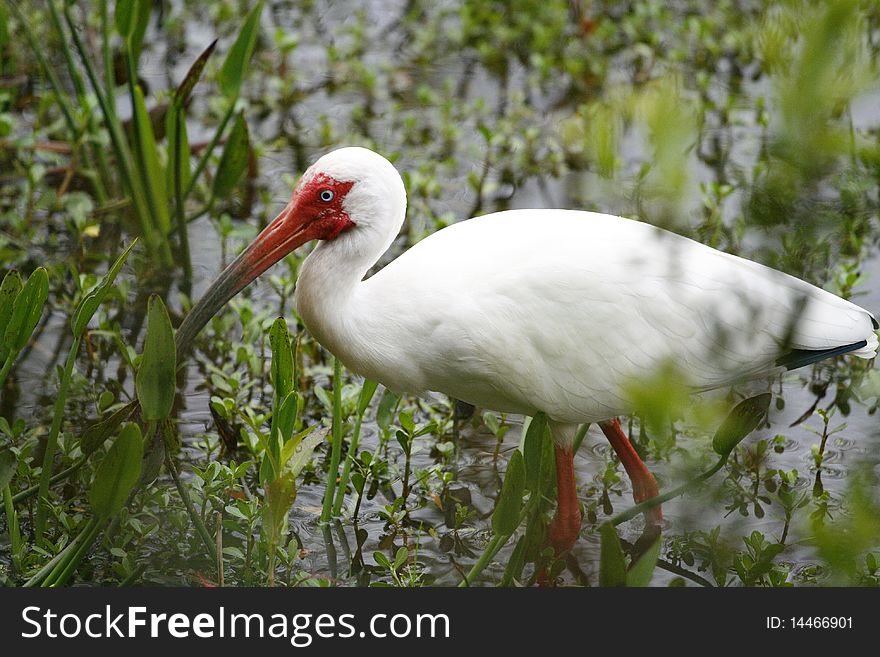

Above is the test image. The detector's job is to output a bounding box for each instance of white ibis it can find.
[177,146,878,563]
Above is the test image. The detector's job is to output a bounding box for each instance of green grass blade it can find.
[34,336,80,546]
[131,84,170,233]
[321,357,345,523]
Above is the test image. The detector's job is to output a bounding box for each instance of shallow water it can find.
[4,1,880,586]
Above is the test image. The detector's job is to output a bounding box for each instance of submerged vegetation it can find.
[1,0,879,587]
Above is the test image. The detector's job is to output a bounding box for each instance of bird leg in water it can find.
[547,445,582,557]
[599,418,662,528]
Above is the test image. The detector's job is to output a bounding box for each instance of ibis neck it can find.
[293,231,387,368]
[293,164,407,375]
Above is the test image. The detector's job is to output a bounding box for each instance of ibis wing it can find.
[361,210,877,422]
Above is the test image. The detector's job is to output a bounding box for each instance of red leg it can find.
[548,444,582,556]
[599,418,662,527]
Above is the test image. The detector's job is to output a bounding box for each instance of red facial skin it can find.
[292,173,356,241]
[175,172,356,358]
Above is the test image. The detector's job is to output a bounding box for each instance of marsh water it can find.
[4,1,880,586]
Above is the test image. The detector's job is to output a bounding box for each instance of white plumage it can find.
[293,148,877,428]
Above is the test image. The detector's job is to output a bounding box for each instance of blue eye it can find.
[319,189,334,202]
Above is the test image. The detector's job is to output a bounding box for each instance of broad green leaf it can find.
[393,546,408,570]
[4,267,48,353]
[268,317,293,401]
[263,471,297,542]
[492,449,525,536]
[281,426,327,477]
[89,423,143,519]
[599,522,627,587]
[712,393,771,457]
[0,270,23,361]
[135,295,176,421]
[218,1,264,99]
[373,551,392,569]
[115,0,151,63]
[132,85,170,232]
[0,449,16,490]
[376,388,399,431]
[174,39,217,107]
[626,537,662,587]
[71,239,138,337]
[523,412,547,492]
[212,111,250,198]
[115,0,136,37]
[399,411,415,434]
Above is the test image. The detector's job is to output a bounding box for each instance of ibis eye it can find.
[319,189,334,202]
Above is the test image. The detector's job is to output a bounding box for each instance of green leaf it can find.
[218,1,264,99]
[135,295,176,421]
[376,389,399,431]
[115,0,151,63]
[264,471,297,542]
[492,450,525,536]
[212,111,250,198]
[114,0,136,38]
[132,85,170,232]
[139,420,167,486]
[0,270,23,361]
[165,107,191,199]
[501,535,527,586]
[4,267,48,354]
[712,393,772,457]
[393,546,408,570]
[281,426,327,478]
[90,423,143,519]
[80,402,134,457]
[373,551,392,569]
[399,411,415,434]
[357,380,379,416]
[599,523,627,587]
[274,391,299,446]
[395,429,412,455]
[129,0,151,64]
[0,449,16,490]
[174,39,217,107]
[523,412,547,492]
[71,240,138,337]
[268,317,293,401]
[625,537,662,587]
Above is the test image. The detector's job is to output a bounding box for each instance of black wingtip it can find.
[872,315,879,330]
[776,340,869,371]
